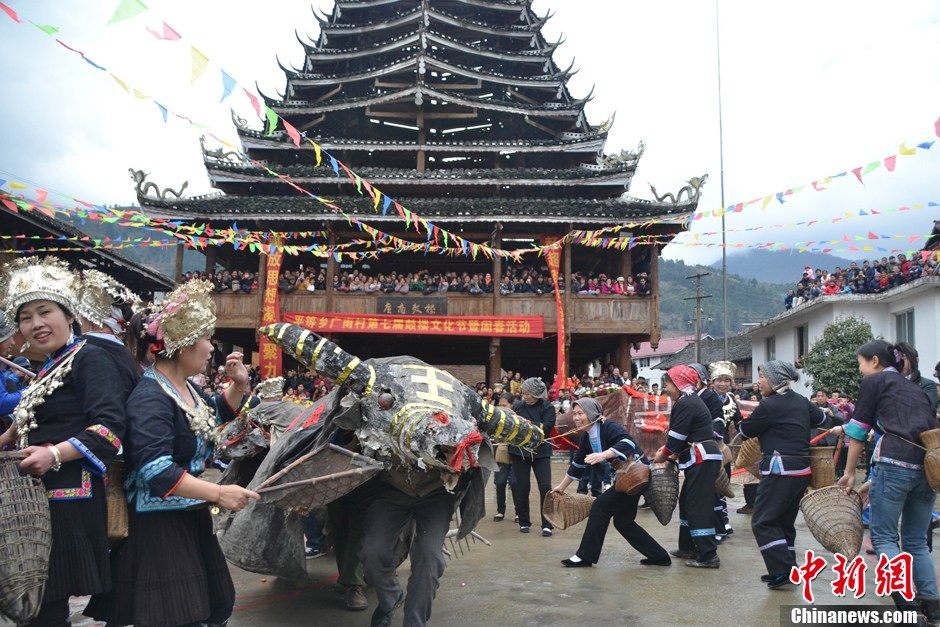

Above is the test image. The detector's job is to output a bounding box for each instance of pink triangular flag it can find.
[147,21,181,40]
[0,1,20,22]
[282,118,301,146]
[243,88,261,118]
[884,155,897,171]
[935,114,940,138]
[852,166,864,184]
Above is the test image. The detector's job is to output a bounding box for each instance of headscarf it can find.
[665,365,699,395]
[689,363,709,385]
[520,377,547,400]
[0,317,15,343]
[573,397,603,422]
[760,360,800,392]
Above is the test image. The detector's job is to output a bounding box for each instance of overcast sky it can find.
[1,0,938,266]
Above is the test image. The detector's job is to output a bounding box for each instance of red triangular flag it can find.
[935,114,940,138]
[243,88,261,118]
[282,118,301,146]
[0,2,20,22]
[884,155,897,171]
[868,232,879,240]
[852,167,864,184]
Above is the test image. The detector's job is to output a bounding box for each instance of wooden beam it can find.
[416,108,426,173]
[488,337,502,385]
[618,335,632,377]
[205,246,217,275]
[563,236,572,374]
[174,242,184,283]
[298,114,326,132]
[325,230,336,312]
[492,226,501,314]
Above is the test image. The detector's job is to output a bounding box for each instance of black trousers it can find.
[743,482,758,507]
[678,460,721,562]
[576,488,669,564]
[752,474,809,576]
[493,462,516,516]
[25,599,69,627]
[511,455,553,529]
[713,464,731,533]
[360,484,455,627]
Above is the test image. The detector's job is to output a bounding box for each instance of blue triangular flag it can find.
[329,156,339,177]
[775,192,785,204]
[155,102,168,122]
[917,141,935,150]
[83,56,106,71]
[858,209,868,216]
[220,70,236,102]
[382,195,392,215]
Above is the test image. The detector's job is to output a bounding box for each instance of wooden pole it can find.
[650,243,661,349]
[174,242,184,283]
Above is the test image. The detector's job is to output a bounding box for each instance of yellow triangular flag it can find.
[191,46,209,84]
[110,73,130,93]
[133,89,149,99]
[899,142,916,156]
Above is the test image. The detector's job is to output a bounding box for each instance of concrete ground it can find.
[12,461,929,627]
[225,462,912,627]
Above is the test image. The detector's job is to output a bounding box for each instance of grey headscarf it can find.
[574,397,604,422]
[520,377,547,400]
[760,360,800,392]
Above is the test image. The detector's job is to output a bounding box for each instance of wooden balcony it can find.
[213,291,653,335]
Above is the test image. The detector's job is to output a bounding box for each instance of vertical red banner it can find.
[258,248,283,378]
[542,241,567,387]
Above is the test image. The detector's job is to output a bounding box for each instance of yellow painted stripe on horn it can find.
[363,364,376,396]
[483,401,495,423]
[518,425,534,447]
[311,338,327,363]
[294,330,311,360]
[505,418,521,443]
[493,410,507,438]
[336,357,361,385]
[276,323,289,340]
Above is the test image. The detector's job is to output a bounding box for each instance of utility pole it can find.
[684,272,713,364]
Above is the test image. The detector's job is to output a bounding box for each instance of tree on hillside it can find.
[802,317,875,400]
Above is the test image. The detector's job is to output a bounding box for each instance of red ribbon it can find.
[449,431,484,471]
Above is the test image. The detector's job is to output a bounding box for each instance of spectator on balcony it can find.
[636,276,651,296]
[585,277,600,295]
[607,368,626,386]
[600,277,613,295]
[468,277,483,295]
[395,278,409,294]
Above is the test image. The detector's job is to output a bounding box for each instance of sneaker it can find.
[542,527,553,537]
[766,574,792,589]
[344,585,368,611]
[715,534,725,544]
[305,546,324,559]
[493,513,505,522]
[736,505,754,515]
[514,515,519,523]
[686,557,721,569]
[520,526,531,534]
[561,557,592,568]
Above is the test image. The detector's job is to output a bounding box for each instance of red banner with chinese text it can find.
[542,239,567,387]
[284,312,543,338]
[258,249,283,378]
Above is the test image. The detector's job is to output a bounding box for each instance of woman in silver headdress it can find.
[85,280,259,627]
[0,257,130,627]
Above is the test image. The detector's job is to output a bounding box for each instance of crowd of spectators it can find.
[182,270,259,294]
[784,253,938,309]
[275,266,653,297]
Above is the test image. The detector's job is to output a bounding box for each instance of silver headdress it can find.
[76,269,140,333]
[0,256,81,323]
[146,280,216,356]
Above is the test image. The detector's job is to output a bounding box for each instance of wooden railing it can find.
[213,291,653,335]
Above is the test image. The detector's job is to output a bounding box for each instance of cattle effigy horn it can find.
[465,393,544,450]
[259,323,376,396]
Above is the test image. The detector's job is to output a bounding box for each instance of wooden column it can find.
[416,109,426,173]
[619,245,632,280]
[174,242,184,283]
[618,335,632,378]
[650,243,661,349]
[491,226,501,315]
[204,246,217,275]
[562,234,575,377]
[488,338,502,385]
[325,229,336,312]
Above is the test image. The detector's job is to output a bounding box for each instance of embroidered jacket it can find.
[566,419,640,481]
[660,394,723,470]
[738,390,828,476]
[29,342,128,500]
[844,369,935,468]
[124,373,238,512]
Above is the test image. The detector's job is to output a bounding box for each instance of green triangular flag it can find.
[29,21,59,35]
[107,0,148,24]
[264,106,278,135]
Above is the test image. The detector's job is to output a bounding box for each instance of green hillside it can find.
[659,258,788,336]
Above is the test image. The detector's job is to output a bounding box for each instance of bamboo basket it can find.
[494,444,510,465]
[734,436,762,477]
[542,491,594,530]
[614,461,651,496]
[644,461,679,525]
[718,441,733,466]
[715,469,735,499]
[0,452,52,624]
[920,428,940,450]
[799,486,863,557]
[808,446,836,489]
[106,460,128,545]
[924,449,940,491]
